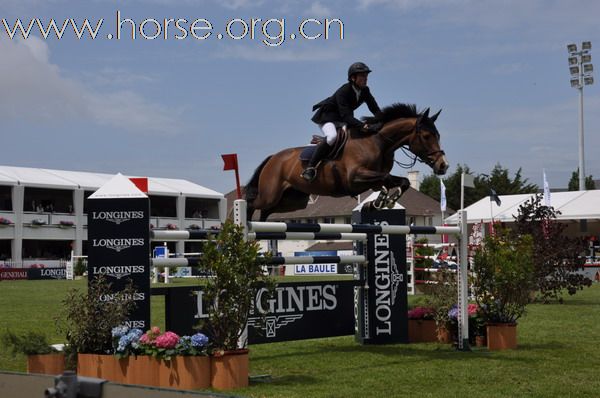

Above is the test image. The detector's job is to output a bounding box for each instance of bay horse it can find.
[245,104,448,221]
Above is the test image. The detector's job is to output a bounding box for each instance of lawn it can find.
[1,279,599,397]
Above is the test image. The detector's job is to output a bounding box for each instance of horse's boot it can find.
[301,141,331,182]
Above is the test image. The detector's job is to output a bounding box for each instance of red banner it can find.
[221,154,238,171]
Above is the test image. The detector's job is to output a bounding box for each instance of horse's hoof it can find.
[385,189,402,208]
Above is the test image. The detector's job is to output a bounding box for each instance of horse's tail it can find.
[244,155,272,205]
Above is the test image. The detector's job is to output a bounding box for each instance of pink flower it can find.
[151,326,161,335]
[155,331,180,349]
[139,333,155,346]
[467,304,479,316]
[408,306,435,320]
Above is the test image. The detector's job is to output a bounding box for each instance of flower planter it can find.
[27,353,65,375]
[475,335,487,347]
[160,356,211,390]
[77,354,211,389]
[77,353,128,384]
[408,319,437,343]
[124,355,161,387]
[210,349,249,390]
[436,326,452,344]
[486,323,517,351]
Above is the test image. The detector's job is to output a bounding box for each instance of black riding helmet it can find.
[348,62,372,81]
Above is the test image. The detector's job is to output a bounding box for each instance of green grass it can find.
[1,280,600,397]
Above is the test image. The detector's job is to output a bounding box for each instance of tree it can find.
[420,163,538,210]
[513,194,592,302]
[567,169,595,191]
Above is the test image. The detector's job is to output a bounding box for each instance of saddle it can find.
[299,126,348,162]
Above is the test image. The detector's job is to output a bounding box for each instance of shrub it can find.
[472,228,535,323]
[55,276,136,367]
[199,220,275,352]
[514,194,592,302]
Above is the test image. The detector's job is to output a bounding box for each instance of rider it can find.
[301,62,383,182]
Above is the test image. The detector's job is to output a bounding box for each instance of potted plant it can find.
[199,220,275,390]
[0,217,12,226]
[1,329,65,374]
[55,276,136,370]
[472,227,535,350]
[407,306,436,343]
[108,325,211,389]
[422,267,457,343]
[73,258,86,279]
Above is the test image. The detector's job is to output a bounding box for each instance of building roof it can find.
[225,186,449,221]
[0,165,223,198]
[445,190,600,224]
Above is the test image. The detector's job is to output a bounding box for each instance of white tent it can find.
[445,190,600,224]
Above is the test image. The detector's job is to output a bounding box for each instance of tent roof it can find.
[445,190,600,224]
[0,165,223,198]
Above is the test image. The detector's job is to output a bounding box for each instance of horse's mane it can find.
[362,103,421,124]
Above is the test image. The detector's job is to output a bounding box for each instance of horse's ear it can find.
[422,108,430,119]
[430,109,442,123]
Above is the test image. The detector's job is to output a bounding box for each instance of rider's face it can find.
[352,73,368,88]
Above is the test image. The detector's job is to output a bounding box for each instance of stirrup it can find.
[301,167,317,182]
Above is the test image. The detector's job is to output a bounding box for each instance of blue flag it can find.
[490,189,501,206]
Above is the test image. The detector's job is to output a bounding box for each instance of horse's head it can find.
[407,108,448,175]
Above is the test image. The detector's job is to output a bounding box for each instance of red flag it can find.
[221,153,242,199]
[222,154,238,171]
[129,177,148,193]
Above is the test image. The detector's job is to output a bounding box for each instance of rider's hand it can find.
[364,123,382,133]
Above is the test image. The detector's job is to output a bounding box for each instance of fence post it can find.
[457,210,470,351]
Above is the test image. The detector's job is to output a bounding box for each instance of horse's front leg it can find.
[381,175,411,208]
[384,175,411,194]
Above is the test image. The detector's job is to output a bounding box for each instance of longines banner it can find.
[156,281,357,344]
[87,197,151,330]
[0,267,67,280]
[353,208,408,344]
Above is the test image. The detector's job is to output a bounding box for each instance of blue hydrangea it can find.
[448,305,459,320]
[178,336,192,346]
[115,328,144,352]
[112,325,129,338]
[191,333,209,347]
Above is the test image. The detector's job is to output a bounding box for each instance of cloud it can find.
[306,2,332,17]
[0,36,180,134]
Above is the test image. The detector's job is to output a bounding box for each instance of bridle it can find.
[384,117,445,169]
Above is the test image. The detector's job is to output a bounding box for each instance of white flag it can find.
[440,179,447,212]
[543,170,551,207]
[462,173,475,188]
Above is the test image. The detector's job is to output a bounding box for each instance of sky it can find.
[1,0,599,195]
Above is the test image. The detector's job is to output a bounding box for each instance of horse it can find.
[244,103,448,221]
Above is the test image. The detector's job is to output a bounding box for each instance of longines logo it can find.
[92,238,145,252]
[373,221,393,336]
[195,284,338,338]
[390,252,402,306]
[92,211,144,225]
[99,292,146,302]
[247,315,303,338]
[40,268,66,279]
[92,265,145,279]
[124,320,146,329]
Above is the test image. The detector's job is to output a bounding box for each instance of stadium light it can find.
[567,41,594,191]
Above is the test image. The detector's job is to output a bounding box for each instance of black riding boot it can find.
[301,141,331,182]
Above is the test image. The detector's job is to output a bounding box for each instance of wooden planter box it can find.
[486,323,517,351]
[408,319,438,343]
[77,354,210,389]
[161,356,211,390]
[210,350,249,390]
[27,353,65,375]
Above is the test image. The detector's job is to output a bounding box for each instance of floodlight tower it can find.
[567,41,594,191]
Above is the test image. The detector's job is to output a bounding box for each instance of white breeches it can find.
[320,122,338,145]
